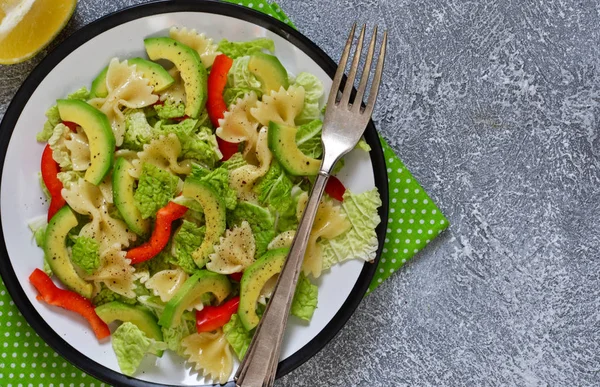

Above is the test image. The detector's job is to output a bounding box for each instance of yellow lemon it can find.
[0,0,77,65]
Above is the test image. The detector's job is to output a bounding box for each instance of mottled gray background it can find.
[1,0,599,386]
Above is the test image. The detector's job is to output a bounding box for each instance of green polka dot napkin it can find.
[0,1,447,385]
[369,138,448,292]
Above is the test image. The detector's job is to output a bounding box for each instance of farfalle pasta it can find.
[229,126,272,201]
[267,230,296,250]
[216,92,259,162]
[129,134,192,178]
[48,123,93,171]
[89,58,158,146]
[159,68,186,104]
[85,244,136,298]
[65,128,92,171]
[181,330,233,384]
[206,221,256,274]
[97,175,114,204]
[170,27,220,68]
[29,26,382,385]
[250,85,306,127]
[297,194,352,278]
[61,177,136,254]
[145,269,189,303]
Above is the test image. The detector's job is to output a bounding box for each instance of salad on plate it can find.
[28,26,382,384]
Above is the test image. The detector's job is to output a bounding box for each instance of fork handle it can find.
[235,171,330,387]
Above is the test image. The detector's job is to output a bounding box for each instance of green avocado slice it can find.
[56,99,115,185]
[89,66,109,99]
[182,179,226,268]
[248,52,289,94]
[238,248,289,330]
[112,157,150,237]
[158,271,231,329]
[268,121,321,176]
[95,301,164,356]
[144,37,207,118]
[127,57,175,92]
[44,206,93,299]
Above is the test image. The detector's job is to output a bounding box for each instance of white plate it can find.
[0,2,388,386]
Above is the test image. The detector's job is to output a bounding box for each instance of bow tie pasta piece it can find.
[169,27,220,68]
[145,269,189,303]
[181,330,233,385]
[48,123,91,171]
[229,127,272,201]
[129,134,192,178]
[114,148,138,163]
[296,193,352,278]
[206,221,256,274]
[89,58,158,146]
[65,127,91,171]
[257,275,278,305]
[250,85,305,127]
[85,244,136,298]
[159,68,187,105]
[61,177,137,254]
[216,92,259,163]
[267,230,296,250]
[97,174,114,204]
[48,123,72,169]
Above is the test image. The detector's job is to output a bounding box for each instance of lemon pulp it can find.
[0,0,77,65]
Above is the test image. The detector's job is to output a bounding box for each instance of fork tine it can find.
[339,24,366,107]
[363,30,387,117]
[352,25,378,113]
[326,22,356,109]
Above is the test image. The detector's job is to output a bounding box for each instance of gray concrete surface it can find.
[1,1,599,386]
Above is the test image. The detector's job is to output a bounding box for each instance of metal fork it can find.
[235,23,387,387]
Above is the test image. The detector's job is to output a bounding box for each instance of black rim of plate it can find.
[0,1,389,386]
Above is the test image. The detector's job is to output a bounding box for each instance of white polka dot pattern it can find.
[0,279,109,385]
[367,138,449,293]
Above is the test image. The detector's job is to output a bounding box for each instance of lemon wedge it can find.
[0,0,77,65]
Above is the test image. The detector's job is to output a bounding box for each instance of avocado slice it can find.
[112,157,150,237]
[144,37,207,118]
[128,57,175,92]
[90,66,109,99]
[44,206,94,299]
[56,99,115,185]
[268,121,321,176]
[95,301,163,356]
[158,270,231,329]
[238,248,289,330]
[182,179,226,268]
[248,52,289,94]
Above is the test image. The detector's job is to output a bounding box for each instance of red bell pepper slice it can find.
[228,272,243,282]
[207,54,233,128]
[29,269,110,340]
[196,296,240,333]
[325,175,346,202]
[206,54,239,161]
[40,144,66,221]
[62,121,77,132]
[216,137,239,161]
[126,201,188,264]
